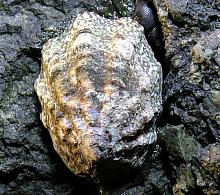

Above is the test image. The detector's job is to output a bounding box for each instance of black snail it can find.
[135,0,164,59]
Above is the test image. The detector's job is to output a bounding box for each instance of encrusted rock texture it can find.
[35,11,162,183]
[0,0,219,194]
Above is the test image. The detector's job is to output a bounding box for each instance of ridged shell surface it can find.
[35,11,162,183]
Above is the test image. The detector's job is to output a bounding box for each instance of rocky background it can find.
[0,0,219,194]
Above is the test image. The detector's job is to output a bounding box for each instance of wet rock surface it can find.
[193,143,220,194]
[154,0,220,194]
[0,0,220,194]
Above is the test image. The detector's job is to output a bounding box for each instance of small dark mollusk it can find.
[135,0,164,61]
[135,0,156,33]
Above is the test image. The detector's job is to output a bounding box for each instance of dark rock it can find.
[99,145,172,194]
[160,125,200,163]
[153,0,220,193]
[159,125,200,194]
[154,0,220,145]
[193,143,220,194]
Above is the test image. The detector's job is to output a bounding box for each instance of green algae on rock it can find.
[34,11,162,183]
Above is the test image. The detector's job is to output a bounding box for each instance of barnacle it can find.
[35,11,162,183]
